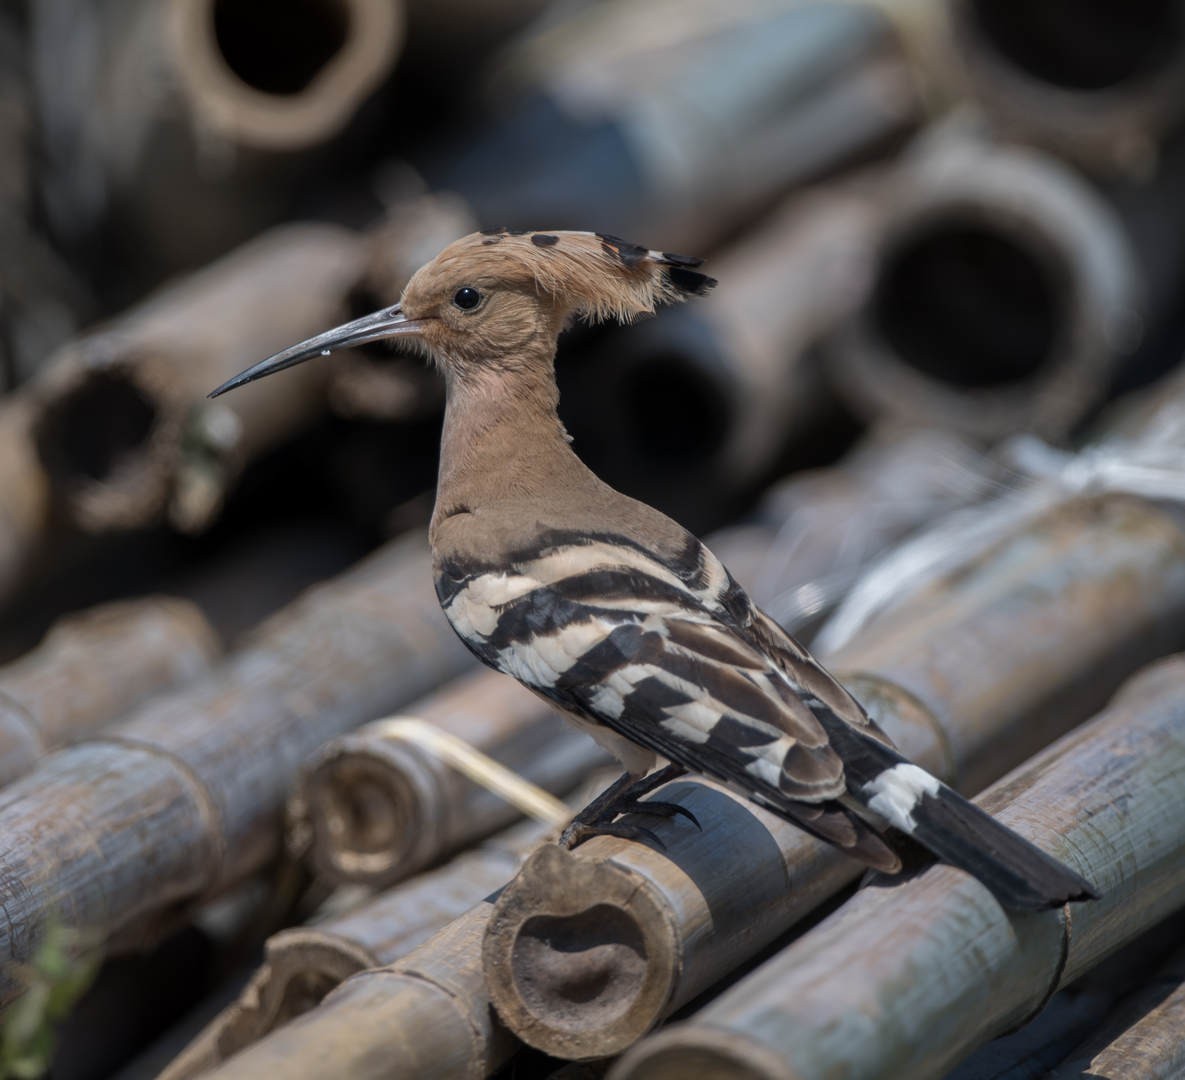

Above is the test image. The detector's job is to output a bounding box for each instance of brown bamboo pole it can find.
[287,670,607,889]
[480,490,1185,1059]
[194,901,515,1080]
[711,425,996,637]
[163,775,614,1079]
[0,532,475,1005]
[34,0,403,278]
[1049,944,1185,1079]
[563,179,887,519]
[0,596,218,787]
[613,653,1185,1080]
[827,122,1144,440]
[942,0,1185,173]
[25,222,367,537]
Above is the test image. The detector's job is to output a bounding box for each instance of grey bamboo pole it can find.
[0,596,218,787]
[27,223,367,536]
[194,901,514,1080]
[613,653,1185,1080]
[827,121,1146,440]
[481,490,1185,1058]
[563,179,886,517]
[942,0,1185,172]
[0,532,474,1005]
[1048,944,1185,1079]
[286,671,607,889]
[162,775,613,1079]
[33,0,402,277]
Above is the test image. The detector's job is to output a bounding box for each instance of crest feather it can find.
[448,229,716,324]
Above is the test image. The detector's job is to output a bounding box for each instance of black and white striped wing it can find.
[437,533,855,809]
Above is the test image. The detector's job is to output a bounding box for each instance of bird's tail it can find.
[822,716,1099,910]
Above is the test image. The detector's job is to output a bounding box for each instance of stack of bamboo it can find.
[5,2,1185,1077]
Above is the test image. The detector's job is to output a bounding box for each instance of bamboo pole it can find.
[430,0,924,251]
[942,0,1185,173]
[194,902,515,1080]
[613,653,1185,1080]
[26,223,367,537]
[0,596,218,787]
[0,532,474,1005]
[162,775,613,1079]
[33,0,402,280]
[710,424,996,637]
[827,121,1148,440]
[481,490,1185,1059]
[561,179,886,522]
[1049,944,1185,1079]
[286,671,607,889]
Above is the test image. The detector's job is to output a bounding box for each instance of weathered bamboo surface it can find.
[711,425,996,635]
[24,223,367,537]
[433,0,922,250]
[828,122,1141,440]
[287,669,606,888]
[613,653,1185,1080]
[942,0,1185,171]
[196,901,513,1080]
[481,490,1185,1059]
[34,0,402,279]
[565,179,885,514]
[1049,943,1185,1079]
[163,775,612,1079]
[0,532,474,1005]
[0,596,218,787]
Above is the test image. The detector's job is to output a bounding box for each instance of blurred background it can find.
[3,0,1185,1076]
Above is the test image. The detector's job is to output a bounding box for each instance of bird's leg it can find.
[559,763,700,849]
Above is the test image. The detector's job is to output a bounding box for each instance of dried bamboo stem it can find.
[0,532,474,1005]
[481,491,1185,1059]
[614,653,1185,1079]
[196,902,514,1080]
[1049,944,1185,1079]
[942,0,1185,172]
[433,0,923,250]
[287,670,607,889]
[564,180,886,517]
[35,0,402,276]
[0,596,218,787]
[163,775,613,1079]
[26,223,367,536]
[828,122,1144,439]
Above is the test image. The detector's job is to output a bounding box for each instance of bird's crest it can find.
[421,228,716,325]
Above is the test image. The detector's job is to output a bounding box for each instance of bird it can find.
[211,227,1098,911]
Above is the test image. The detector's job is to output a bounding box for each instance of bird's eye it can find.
[453,287,482,311]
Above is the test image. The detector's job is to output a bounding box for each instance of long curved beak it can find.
[208,304,426,398]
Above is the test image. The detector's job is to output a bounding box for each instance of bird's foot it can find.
[558,764,699,850]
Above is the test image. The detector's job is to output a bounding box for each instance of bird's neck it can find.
[432,347,595,533]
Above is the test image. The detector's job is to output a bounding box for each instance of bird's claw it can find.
[559,818,667,851]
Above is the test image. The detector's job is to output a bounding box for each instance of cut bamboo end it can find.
[286,669,605,890]
[943,0,1185,172]
[169,0,404,152]
[289,732,446,886]
[484,843,679,1060]
[0,596,219,786]
[830,125,1140,440]
[200,903,514,1080]
[613,653,1185,1080]
[26,223,365,534]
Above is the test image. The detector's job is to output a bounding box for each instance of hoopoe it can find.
[212,228,1097,910]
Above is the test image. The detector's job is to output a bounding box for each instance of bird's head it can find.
[208,229,715,397]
